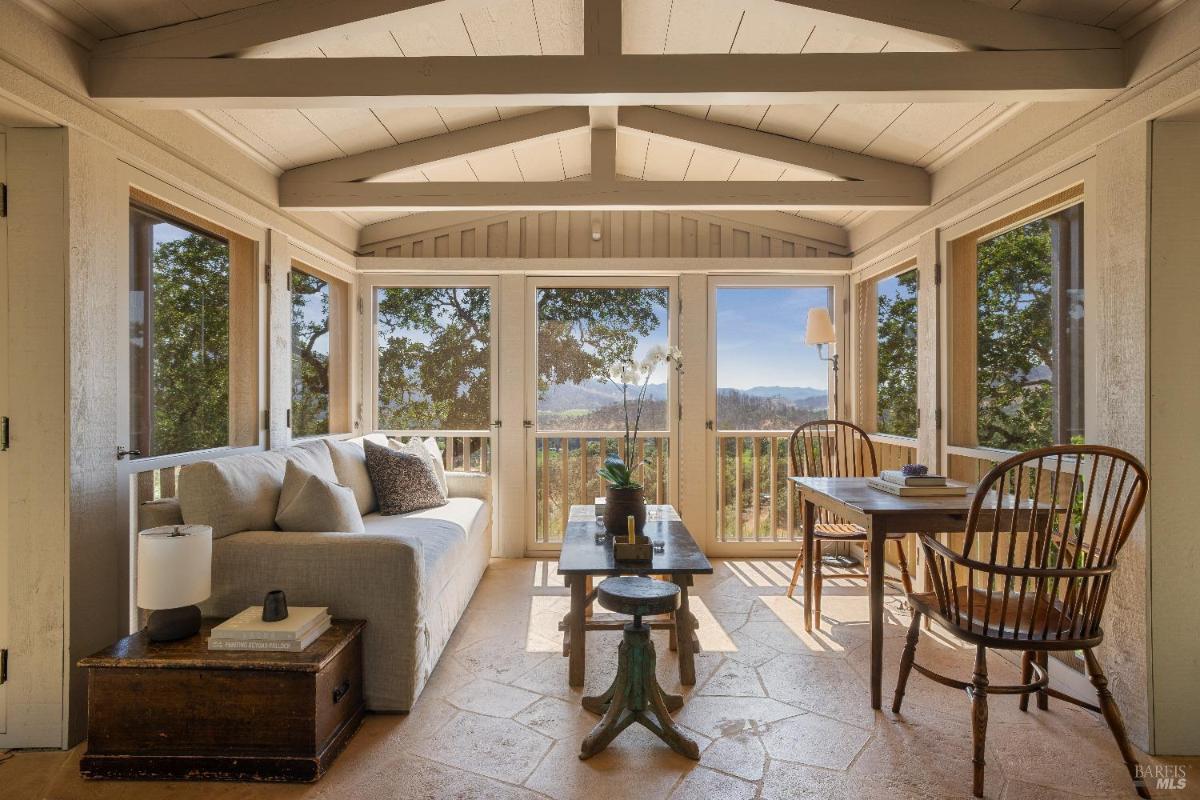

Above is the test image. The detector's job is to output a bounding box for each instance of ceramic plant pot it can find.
[604,485,647,536]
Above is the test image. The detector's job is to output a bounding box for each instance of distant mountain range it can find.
[538,380,826,412]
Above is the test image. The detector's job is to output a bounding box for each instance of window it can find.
[290,265,340,437]
[861,267,919,438]
[375,286,491,430]
[129,196,257,458]
[950,191,1084,452]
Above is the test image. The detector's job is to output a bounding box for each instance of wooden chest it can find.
[79,619,365,782]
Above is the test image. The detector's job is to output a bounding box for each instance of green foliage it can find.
[291,271,330,437]
[376,287,491,429]
[146,233,230,456]
[976,219,1054,451]
[876,269,919,437]
[597,454,641,490]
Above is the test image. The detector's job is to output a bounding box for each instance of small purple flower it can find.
[901,464,929,477]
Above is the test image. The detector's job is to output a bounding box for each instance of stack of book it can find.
[208,606,331,652]
[867,469,970,497]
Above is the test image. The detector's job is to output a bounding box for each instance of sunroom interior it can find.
[2,0,1200,798]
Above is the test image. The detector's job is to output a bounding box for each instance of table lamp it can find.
[805,307,839,419]
[137,524,212,642]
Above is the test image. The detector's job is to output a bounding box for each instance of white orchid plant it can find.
[597,345,683,490]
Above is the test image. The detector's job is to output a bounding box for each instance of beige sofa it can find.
[139,435,491,712]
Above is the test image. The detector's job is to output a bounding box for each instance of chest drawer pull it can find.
[332,679,351,705]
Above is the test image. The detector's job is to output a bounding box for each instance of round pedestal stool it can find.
[579,576,700,761]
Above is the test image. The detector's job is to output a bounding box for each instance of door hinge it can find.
[1,416,8,451]
[705,420,714,431]
[265,264,271,285]
[1,183,7,217]
[1,648,8,685]
[934,408,943,429]
[491,419,502,428]
[264,409,270,430]
[357,296,364,314]
[286,408,291,428]
[934,262,943,286]
[523,420,534,429]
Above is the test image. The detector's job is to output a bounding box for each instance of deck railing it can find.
[534,432,670,544]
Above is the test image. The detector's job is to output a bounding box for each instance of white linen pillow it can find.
[275,460,365,533]
[324,438,377,515]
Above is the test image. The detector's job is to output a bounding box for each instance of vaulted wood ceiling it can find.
[66,0,1161,231]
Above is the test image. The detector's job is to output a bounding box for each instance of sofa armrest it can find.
[139,497,184,529]
[446,471,491,501]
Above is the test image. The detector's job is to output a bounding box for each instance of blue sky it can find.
[715,287,831,390]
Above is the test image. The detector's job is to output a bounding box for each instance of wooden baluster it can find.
[769,436,777,541]
[734,437,743,542]
[138,471,155,504]
[541,438,551,543]
[560,437,569,541]
[655,437,664,504]
[751,437,761,539]
[717,437,727,542]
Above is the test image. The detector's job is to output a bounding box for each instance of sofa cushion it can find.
[392,437,448,496]
[178,440,336,539]
[275,460,364,533]
[325,438,377,515]
[361,497,488,592]
[365,440,447,515]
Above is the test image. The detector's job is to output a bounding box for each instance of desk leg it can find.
[869,518,886,710]
[568,574,587,687]
[802,499,815,632]
[672,574,696,686]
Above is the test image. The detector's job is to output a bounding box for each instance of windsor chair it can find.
[786,419,915,630]
[891,444,1150,799]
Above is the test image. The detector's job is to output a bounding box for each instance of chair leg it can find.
[969,645,990,799]
[812,541,823,630]
[894,539,914,597]
[786,552,803,600]
[1036,651,1049,710]
[1084,649,1151,800]
[1019,651,1033,712]
[892,610,922,713]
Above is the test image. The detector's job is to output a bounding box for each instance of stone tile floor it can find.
[6,558,1198,800]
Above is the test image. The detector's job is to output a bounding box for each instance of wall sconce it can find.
[805,307,839,420]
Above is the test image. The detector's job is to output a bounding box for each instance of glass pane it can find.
[976,203,1084,451]
[129,205,230,458]
[535,287,670,432]
[375,287,491,430]
[714,287,831,430]
[876,268,919,437]
[291,269,330,437]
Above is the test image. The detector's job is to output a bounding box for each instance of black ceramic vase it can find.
[262,589,289,622]
[604,486,647,536]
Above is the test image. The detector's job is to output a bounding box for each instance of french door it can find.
[705,274,847,555]
[525,276,679,554]
[0,132,8,733]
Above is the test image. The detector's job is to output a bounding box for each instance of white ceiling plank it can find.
[422,160,479,181]
[809,103,911,153]
[534,0,583,54]
[280,178,931,210]
[80,0,197,36]
[622,0,671,54]
[371,106,454,144]
[641,137,695,181]
[1014,0,1129,26]
[300,107,398,155]
[662,0,746,54]
[467,148,525,181]
[462,0,542,55]
[513,138,567,181]
[438,106,502,130]
[388,4,477,55]
[771,0,1122,49]
[680,147,740,181]
[861,102,992,165]
[562,129,592,179]
[283,105,587,183]
[94,0,487,57]
[730,5,814,53]
[779,166,837,182]
[35,0,121,38]
[798,23,890,54]
[728,158,785,181]
[619,105,928,183]
[90,51,1128,109]
[706,106,770,129]
[221,108,343,169]
[757,105,838,142]
[616,130,650,179]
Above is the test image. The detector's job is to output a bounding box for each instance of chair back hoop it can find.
[922,444,1148,644]
[787,419,878,480]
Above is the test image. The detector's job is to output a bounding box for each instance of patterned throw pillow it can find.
[389,436,448,496]
[364,440,448,515]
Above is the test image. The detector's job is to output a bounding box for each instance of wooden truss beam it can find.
[93,0,467,58]
[282,107,588,185]
[773,0,1122,51]
[89,51,1126,110]
[279,179,932,211]
[618,106,927,184]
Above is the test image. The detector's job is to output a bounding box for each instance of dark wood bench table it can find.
[557,505,713,687]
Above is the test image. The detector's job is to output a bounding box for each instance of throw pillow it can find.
[275,460,365,533]
[389,436,448,496]
[324,438,377,515]
[365,440,448,515]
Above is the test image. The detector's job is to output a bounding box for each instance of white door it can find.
[705,274,848,557]
[525,276,679,554]
[0,131,9,733]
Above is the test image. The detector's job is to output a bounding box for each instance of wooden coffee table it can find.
[557,505,713,687]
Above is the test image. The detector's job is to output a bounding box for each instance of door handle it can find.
[116,446,142,460]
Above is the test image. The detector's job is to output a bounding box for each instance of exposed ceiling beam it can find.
[583,0,621,57]
[282,107,588,185]
[279,179,931,211]
[773,0,1122,50]
[89,51,1126,110]
[618,106,927,184]
[591,129,617,183]
[93,0,474,58]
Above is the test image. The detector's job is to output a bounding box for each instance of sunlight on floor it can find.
[530,560,565,588]
[758,595,845,653]
[525,594,569,652]
[690,596,737,653]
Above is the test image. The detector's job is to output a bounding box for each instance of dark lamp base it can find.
[147,605,202,642]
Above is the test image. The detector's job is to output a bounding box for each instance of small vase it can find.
[604,486,647,536]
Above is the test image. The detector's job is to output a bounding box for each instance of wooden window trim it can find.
[130,189,259,451]
[856,258,918,437]
[290,259,352,436]
[946,184,1084,452]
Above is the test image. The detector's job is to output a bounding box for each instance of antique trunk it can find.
[79,619,365,782]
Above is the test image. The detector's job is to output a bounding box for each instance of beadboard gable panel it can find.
[359,211,849,259]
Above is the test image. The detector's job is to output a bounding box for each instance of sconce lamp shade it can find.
[137,525,212,610]
[805,307,836,346]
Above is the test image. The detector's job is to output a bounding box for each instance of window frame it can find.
[289,258,353,439]
[941,167,1096,464]
[856,258,920,442]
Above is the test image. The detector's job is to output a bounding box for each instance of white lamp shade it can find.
[805,307,836,345]
[137,525,212,610]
